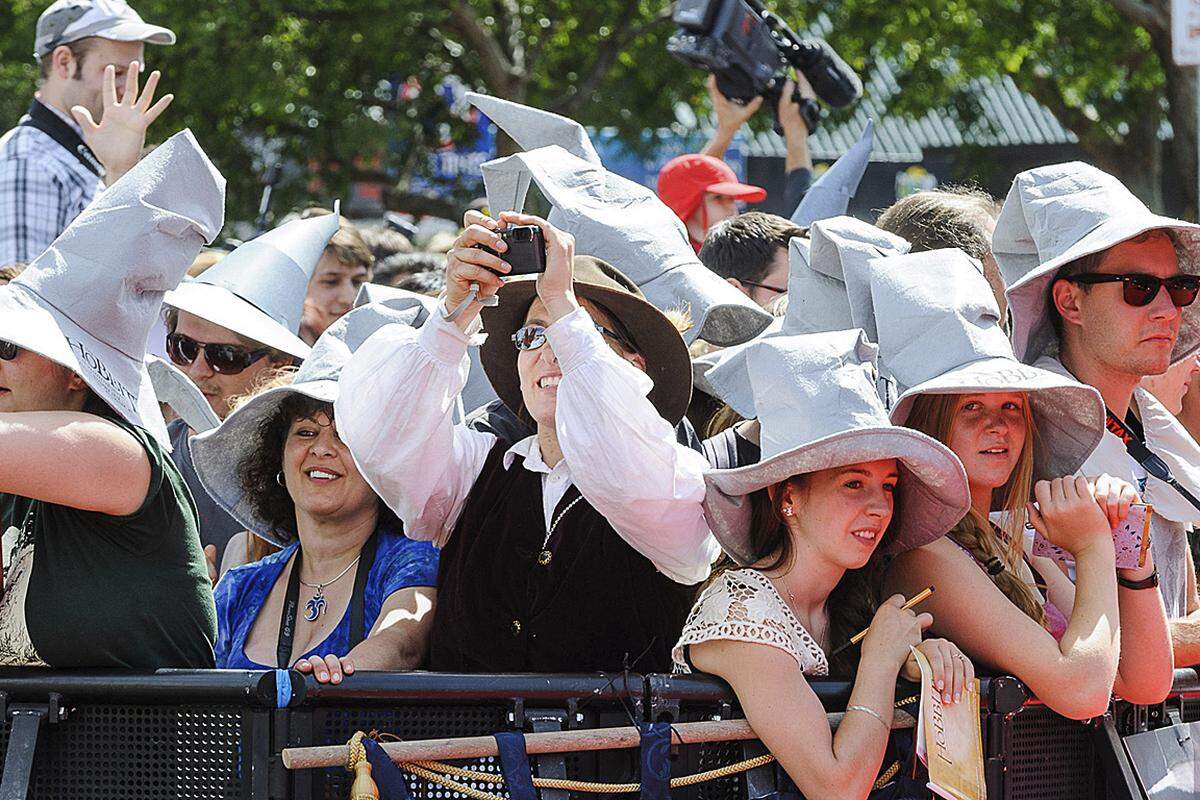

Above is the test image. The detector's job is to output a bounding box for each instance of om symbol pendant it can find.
[305,589,327,621]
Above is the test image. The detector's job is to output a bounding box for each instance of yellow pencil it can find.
[828,586,935,658]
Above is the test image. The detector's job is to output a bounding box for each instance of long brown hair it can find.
[708,472,894,678]
[905,392,1046,626]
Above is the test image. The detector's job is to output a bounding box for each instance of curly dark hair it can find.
[238,393,400,541]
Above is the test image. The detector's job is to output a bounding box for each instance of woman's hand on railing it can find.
[901,638,975,705]
[294,654,356,684]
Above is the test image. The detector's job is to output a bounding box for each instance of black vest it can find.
[429,442,698,673]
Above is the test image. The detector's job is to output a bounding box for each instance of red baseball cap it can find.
[656,154,767,222]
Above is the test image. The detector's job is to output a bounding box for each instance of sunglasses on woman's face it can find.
[166,332,272,375]
[1067,273,1200,308]
[0,340,18,361]
[512,323,635,353]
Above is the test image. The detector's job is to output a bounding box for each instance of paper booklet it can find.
[911,645,985,800]
[991,503,1153,571]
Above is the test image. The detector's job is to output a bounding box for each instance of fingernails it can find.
[318,672,328,681]
[936,680,944,690]
[944,693,953,703]
[332,674,342,684]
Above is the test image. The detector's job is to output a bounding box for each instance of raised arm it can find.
[886,478,1126,719]
[0,411,150,515]
[334,310,495,545]
[497,211,718,585]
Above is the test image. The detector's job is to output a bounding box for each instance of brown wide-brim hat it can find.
[480,256,693,425]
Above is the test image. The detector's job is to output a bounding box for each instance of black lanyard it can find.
[19,100,104,177]
[1105,408,1200,514]
[276,531,379,669]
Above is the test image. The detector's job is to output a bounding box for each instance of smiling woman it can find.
[191,293,441,683]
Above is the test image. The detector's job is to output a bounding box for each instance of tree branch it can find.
[447,3,518,94]
[1105,0,1167,32]
[552,5,675,116]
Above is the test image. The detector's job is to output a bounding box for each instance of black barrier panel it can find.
[286,672,647,800]
[0,670,277,800]
[1002,703,1102,800]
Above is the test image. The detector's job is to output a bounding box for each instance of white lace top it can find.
[672,568,829,677]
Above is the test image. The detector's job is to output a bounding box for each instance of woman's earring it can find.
[276,471,286,487]
[782,506,794,517]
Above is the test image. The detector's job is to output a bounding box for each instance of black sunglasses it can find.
[1067,273,1200,308]
[740,280,787,295]
[166,332,272,375]
[512,323,635,353]
[0,340,18,361]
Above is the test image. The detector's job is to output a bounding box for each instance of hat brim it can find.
[890,357,1105,481]
[703,427,969,565]
[0,284,168,446]
[706,181,767,203]
[479,277,693,425]
[146,355,220,434]
[84,20,176,46]
[1006,216,1200,365]
[639,260,773,347]
[164,282,312,360]
[191,380,336,546]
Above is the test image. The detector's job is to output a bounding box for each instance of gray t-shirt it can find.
[168,418,245,565]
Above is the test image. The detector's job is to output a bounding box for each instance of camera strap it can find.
[1105,408,1200,514]
[19,100,104,178]
[442,284,498,323]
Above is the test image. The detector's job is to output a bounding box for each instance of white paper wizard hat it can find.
[466,92,600,165]
[692,216,908,407]
[0,129,225,446]
[191,290,436,545]
[480,145,772,346]
[702,329,970,565]
[994,162,1200,365]
[163,204,342,360]
[791,121,874,227]
[870,248,1105,481]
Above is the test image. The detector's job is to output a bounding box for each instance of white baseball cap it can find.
[35,0,175,61]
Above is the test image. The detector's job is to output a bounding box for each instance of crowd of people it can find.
[3,1,1200,797]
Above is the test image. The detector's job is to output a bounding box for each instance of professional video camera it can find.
[667,0,863,133]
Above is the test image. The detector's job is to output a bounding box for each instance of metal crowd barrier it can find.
[1,667,1197,799]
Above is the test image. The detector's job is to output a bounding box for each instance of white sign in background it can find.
[1174,0,1200,65]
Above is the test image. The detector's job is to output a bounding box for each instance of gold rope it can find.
[402,752,776,794]
[346,731,379,800]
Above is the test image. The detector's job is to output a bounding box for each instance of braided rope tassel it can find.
[347,731,379,800]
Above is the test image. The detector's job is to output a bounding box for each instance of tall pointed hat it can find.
[163,203,342,360]
[480,145,772,346]
[466,92,600,165]
[994,161,1200,365]
[870,248,1105,480]
[0,129,225,446]
[791,120,874,227]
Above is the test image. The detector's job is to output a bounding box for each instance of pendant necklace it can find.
[298,554,361,621]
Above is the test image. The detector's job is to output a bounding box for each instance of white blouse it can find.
[334,302,720,586]
[673,568,829,676]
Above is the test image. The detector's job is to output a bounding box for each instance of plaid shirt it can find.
[0,103,101,265]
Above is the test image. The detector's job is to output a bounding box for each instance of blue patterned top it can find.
[214,526,439,669]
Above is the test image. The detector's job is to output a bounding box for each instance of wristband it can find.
[1117,569,1159,590]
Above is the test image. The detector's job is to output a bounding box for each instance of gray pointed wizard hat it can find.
[791,120,874,227]
[994,161,1200,366]
[480,145,772,346]
[466,92,600,165]
[870,247,1105,481]
[191,289,437,545]
[0,129,225,446]
[702,329,971,565]
[164,203,343,360]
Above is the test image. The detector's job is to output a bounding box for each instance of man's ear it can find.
[49,45,76,81]
[1051,278,1085,328]
[726,276,750,297]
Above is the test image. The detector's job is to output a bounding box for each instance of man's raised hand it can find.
[72,61,174,185]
